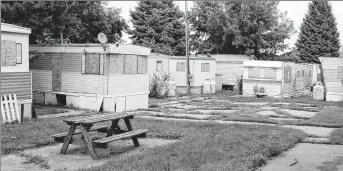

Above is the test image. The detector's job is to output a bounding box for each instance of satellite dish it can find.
[97,33,108,44]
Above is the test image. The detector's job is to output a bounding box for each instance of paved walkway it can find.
[259,143,343,171]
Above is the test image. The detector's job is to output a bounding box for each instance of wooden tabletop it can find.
[63,112,134,125]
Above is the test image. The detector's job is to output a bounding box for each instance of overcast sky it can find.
[107,1,343,51]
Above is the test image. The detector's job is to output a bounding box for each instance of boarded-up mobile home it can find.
[1,23,32,118]
[242,60,318,98]
[169,56,216,94]
[211,54,249,89]
[319,57,343,102]
[30,44,151,111]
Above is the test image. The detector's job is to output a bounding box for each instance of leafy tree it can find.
[129,1,185,56]
[1,1,128,44]
[295,1,341,63]
[189,1,295,59]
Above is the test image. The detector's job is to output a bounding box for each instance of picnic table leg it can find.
[106,119,120,137]
[124,118,140,147]
[80,124,98,159]
[60,124,77,154]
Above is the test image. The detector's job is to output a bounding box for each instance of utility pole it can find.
[185,1,191,95]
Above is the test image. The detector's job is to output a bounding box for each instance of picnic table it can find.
[52,112,148,159]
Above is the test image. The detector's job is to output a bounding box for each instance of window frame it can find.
[84,52,101,75]
[156,60,163,72]
[176,62,185,72]
[16,43,22,64]
[260,69,265,78]
[201,63,210,72]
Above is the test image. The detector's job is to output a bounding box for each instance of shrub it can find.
[149,71,172,98]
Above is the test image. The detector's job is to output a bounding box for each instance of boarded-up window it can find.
[302,70,305,76]
[156,60,162,71]
[125,55,138,74]
[109,54,124,74]
[297,70,300,77]
[176,62,185,72]
[338,66,343,79]
[85,53,100,74]
[284,66,292,83]
[16,43,22,64]
[1,40,16,66]
[201,63,210,72]
[248,67,276,79]
[138,55,147,74]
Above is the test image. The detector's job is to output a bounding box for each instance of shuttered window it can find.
[81,52,103,75]
[16,43,22,64]
[201,63,210,72]
[338,66,343,79]
[176,62,185,72]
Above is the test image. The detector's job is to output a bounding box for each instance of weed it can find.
[21,153,50,169]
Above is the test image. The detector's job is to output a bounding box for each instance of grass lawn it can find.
[2,115,305,171]
[79,119,305,171]
[329,128,343,145]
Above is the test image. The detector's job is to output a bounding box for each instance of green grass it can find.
[21,153,50,169]
[329,128,343,145]
[80,119,305,171]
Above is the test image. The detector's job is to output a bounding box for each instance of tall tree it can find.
[189,1,295,59]
[295,1,341,63]
[1,1,128,44]
[129,1,185,56]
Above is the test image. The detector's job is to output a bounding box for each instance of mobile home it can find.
[30,44,151,111]
[1,23,32,118]
[212,54,249,90]
[319,57,343,102]
[242,60,318,98]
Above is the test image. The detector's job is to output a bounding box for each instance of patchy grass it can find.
[21,153,50,169]
[80,119,305,171]
[34,105,69,115]
[329,128,343,145]
[310,106,343,125]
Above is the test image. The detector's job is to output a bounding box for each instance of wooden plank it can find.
[3,95,12,123]
[60,124,77,154]
[124,118,140,147]
[8,94,17,122]
[93,129,148,144]
[13,94,21,122]
[64,112,134,125]
[52,124,107,138]
[1,100,7,123]
[80,124,98,159]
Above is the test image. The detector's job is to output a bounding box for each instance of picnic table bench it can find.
[52,112,148,159]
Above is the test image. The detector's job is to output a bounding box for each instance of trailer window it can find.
[156,60,162,72]
[176,62,185,72]
[83,53,100,75]
[338,66,343,79]
[16,43,22,64]
[201,63,210,72]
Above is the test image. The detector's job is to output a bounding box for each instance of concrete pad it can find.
[270,118,303,121]
[257,111,283,117]
[188,110,238,115]
[282,125,335,137]
[260,143,343,171]
[261,107,279,110]
[280,109,317,118]
[231,102,269,106]
[1,138,177,171]
[166,104,198,109]
[1,154,47,171]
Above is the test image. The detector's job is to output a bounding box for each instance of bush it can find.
[149,72,172,98]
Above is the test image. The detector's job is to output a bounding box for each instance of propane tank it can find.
[313,84,325,101]
[209,78,216,94]
[202,79,211,94]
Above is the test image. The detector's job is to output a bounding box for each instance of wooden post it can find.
[185,1,191,96]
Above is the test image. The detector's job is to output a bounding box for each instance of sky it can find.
[106,1,343,51]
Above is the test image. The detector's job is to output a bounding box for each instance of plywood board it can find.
[138,55,147,74]
[109,54,124,74]
[85,53,100,74]
[1,40,17,66]
[124,55,137,74]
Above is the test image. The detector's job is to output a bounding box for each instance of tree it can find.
[129,1,185,56]
[295,1,341,63]
[189,1,296,59]
[1,1,128,44]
